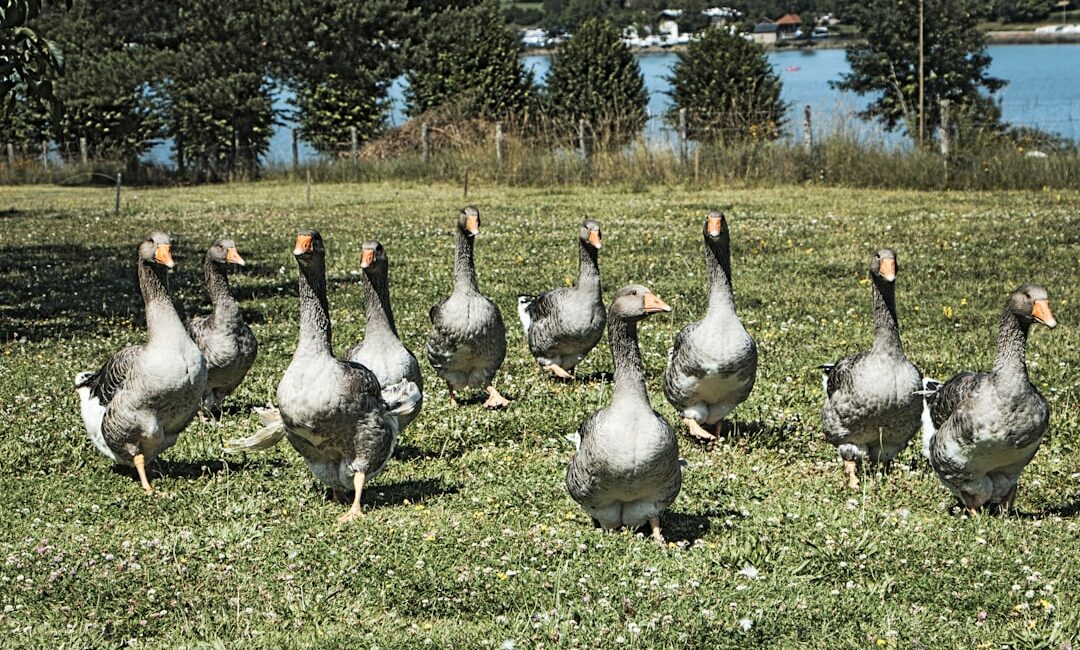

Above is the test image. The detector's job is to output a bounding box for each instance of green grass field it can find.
[1,181,1077,647]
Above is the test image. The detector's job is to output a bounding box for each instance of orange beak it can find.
[643,293,672,314]
[1032,299,1057,329]
[360,248,375,269]
[707,216,723,237]
[226,247,245,266]
[294,234,313,256]
[465,214,479,235]
[587,229,602,249]
[155,244,175,269]
[879,258,896,282]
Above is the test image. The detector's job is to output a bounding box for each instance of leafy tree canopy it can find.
[666,27,784,144]
[546,17,648,142]
[405,0,534,120]
[1,0,68,121]
[834,0,1005,143]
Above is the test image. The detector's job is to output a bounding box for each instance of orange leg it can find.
[483,385,510,409]
[338,472,367,523]
[133,454,153,494]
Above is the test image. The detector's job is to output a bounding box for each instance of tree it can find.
[405,0,534,120]
[833,0,1005,144]
[44,0,163,163]
[666,27,784,144]
[1,0,66,119]
[546,18,647,143]
[278,0,411,155]
[994,0,1052,23]
[159,0,276,180]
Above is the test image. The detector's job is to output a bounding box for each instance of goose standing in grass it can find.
[226,231,417,522]
[924,285,1056,514]
[517,219,605,379]
[185,238,257,416]
[663,212,757,441]
[345,241,423,432]
[426,207,510,408]
[75,232,207,493]
[566,285,680,542]
[821,249,922,489]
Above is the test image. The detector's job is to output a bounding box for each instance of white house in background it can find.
[658,19,680,40]
[704,6,741,23]
[521,28,548,48]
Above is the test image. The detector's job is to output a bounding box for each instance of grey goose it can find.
[566,285,680,542]
[821,249,922,489]
[924,284,1057,514]
[75,232,207,493]
[517,219,605,379]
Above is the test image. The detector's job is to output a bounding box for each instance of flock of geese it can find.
[75,208,1058,539]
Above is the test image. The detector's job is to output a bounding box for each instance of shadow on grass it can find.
[108,457,265,485]
[660,510,713,543]
[394,443,468,462]
[723,418,803,450]
[364,477,460,508]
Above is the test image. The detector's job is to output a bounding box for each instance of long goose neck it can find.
[870,277,903,355]
[705,237,736,317]
[204,258,239,320]
[453,229,480,293]
[363,267,398,339]
[609,316,649,404]
[578,241,601,293]
[296,258,334,357]
[141,262,187,344]
[991,308,1030,382]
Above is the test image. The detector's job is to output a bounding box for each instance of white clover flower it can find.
[738,564,760,580]
[738,618,753,632]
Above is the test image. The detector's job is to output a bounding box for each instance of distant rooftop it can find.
[776,13,802,25]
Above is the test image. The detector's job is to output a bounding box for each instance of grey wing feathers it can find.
[428,298,447,324]
[77,345,140,405]
[824,353,863,397]
[930,372,982,430]
[185,313,212,349]
[524,290,559,321]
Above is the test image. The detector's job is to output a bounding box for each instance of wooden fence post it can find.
[939,99,951,158]
[79,137,89,164]
[578,119,588,161]
[350,126,358,166]
[693,146,700,184]
[41,140,49,169]
[306,169,312,208]
[495,122,504,165]
[291,129,299,172]
[803,105,813,153]
[5,143,13,165]
[421,123,431,163]
[463,168,469,199]
[114,172,122,214]
[678,108,688,165]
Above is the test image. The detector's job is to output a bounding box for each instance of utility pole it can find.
[918,0,925,149]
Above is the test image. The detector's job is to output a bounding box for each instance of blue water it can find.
[161,44,1080,164]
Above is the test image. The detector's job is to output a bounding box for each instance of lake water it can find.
[254,44,1080,163]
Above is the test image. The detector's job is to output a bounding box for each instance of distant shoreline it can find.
[523,29,1080,56]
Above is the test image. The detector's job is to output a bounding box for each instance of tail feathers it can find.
[819,364,834,396]
[382,379,422,419]
[223,406,286,453]
[517,295,535,337]
[918,377,942,460]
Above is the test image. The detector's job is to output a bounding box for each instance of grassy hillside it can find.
[0,181,1077,647]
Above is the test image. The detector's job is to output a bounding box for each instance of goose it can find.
[663,212,757,441]
[566,285,680,542]
[75,232,207,493]
[185,238,257,415]
[517,219,605,379]
[924,284,1057,513]
[426,207,510,408]
[225,231,418,522]
[345,241,423,432]
[821,249,923,489]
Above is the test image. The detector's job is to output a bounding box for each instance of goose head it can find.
[359,241,388,273]
[1009,284,1057,329]
[870,248,898,283]
[703,211,727,241]
[140,231,175,269]
[610,284,671,323]
[580,220,602,251]
[458,207,480,238]
[293,229,325,266]
[208,238,246,267]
